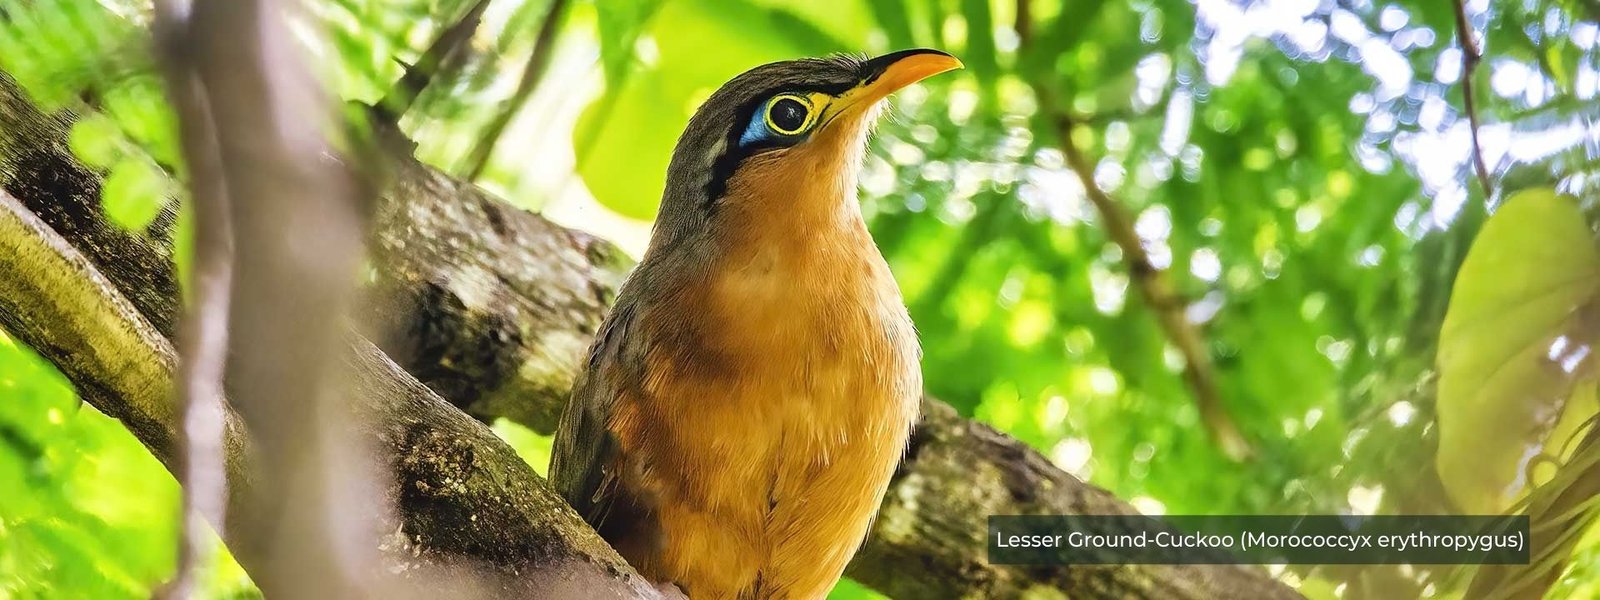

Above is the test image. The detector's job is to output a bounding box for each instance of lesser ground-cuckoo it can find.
[551,49,962,599]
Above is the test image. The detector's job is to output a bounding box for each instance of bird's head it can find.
[652,49,961,247]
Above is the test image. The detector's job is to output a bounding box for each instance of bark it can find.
[855,400,1298,599]
[0,188,663,598]
[0,71,1297,599]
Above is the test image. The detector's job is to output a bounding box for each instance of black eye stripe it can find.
[702,81,857,208]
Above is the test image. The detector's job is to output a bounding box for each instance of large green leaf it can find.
[573,0,869,219]
[594,0,660,89]
[1436,189,1600,514]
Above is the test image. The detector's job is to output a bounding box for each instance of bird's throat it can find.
[719,110,875,234]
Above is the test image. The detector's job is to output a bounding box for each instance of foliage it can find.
[1435,189,1598,515]
[1,0,1599,598]
[0,331,167,598]
[0,332,254,598]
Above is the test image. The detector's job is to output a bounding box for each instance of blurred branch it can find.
[1014,0,1032,46]
[1452,0,1494,199]
[150,0,234,596]
[461,0,570,180]
[1048,104,1251,461]
[1017,9,1250,458]
[0,70,1296,599]
[380,0,494,121]
[178,0,381,594]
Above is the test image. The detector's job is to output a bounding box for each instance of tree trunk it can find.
[0,71,1298,599]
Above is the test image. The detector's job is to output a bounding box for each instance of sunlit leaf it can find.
[594,0,660,89]
[574,0,826,219]
[100,158,168,231]
[1436,188,1600,514]
[66,114,123,169]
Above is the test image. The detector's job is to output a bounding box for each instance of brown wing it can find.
[548,289,644,526]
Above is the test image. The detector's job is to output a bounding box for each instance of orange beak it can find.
[834,48,963,113]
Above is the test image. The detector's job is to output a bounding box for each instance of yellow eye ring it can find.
[764,94,817,135]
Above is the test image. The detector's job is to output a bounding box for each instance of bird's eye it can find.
[764,95,814,135]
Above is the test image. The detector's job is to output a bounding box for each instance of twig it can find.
[1014,0,1032,47]
[1016,10,1250,460]
[379,0,493,121]
[1052,107,1250,460]
[150,1,233,597]
[461,0,570,180]
[1452,0,1494,199]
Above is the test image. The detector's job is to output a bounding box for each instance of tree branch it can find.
[150,0,235,594]
[460,0,570,180]
[1451,0,1494,199]
[0,70,1294,598]
[1037,96,1252,461]
[1014,7,1248,461]
[1014,0,1032,48]
[0,188,666,598]
[379,0,494,121]
[854,399,1296,598]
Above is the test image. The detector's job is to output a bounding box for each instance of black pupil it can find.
[770,98,807,132]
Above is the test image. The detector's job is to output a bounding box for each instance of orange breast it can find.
[605,107,921,598]
[609,202,920,599]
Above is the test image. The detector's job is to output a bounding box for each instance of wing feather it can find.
[549,292,641,525]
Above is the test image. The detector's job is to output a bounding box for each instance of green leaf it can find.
[1436,188,1600,514]
[594,0,661,89]
[66,114,123,169]
[574,0,830,219]
[573,69,680,220]
[100,158,168,231]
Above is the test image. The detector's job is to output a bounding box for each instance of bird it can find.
[550,49,961,600]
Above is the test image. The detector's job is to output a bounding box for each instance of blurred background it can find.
[2,0,1599,598]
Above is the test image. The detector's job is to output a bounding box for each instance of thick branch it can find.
[0,189,663,598]
[0,71,1294,599]
[854,400,1297,599]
